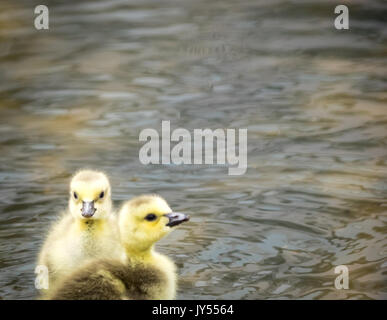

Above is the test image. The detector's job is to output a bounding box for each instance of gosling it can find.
[37,170,123,293]
[47,195,189,300]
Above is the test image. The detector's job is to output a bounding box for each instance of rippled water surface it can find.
[0,0,386,299]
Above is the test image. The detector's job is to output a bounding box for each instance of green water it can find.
[0,0,386,299]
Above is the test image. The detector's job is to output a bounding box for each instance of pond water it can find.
[0,0,386,299]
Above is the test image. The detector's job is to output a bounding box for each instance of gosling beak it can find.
[81,201,96,218]
[164,212,190,227]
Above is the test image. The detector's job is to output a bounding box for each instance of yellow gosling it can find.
[37,169,123,294]
[47,194,189,300]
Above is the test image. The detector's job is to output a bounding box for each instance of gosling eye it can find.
[73,192,78,200]
[99,191,105,199]
[145,213,157,221]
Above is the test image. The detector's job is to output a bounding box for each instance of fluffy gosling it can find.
[47,195,189,300]
[37,170,123,294]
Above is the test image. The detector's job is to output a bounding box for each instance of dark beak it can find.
[81,201,96,218]
[164,212,190,227]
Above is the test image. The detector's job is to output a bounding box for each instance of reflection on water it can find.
[0,0,386,299]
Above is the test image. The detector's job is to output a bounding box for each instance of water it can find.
[0,0,386,300]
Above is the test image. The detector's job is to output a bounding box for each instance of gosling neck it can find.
[75,217,104,231]
[124,244,155,264]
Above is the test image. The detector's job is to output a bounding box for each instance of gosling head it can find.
[118,195,189,253]
[69,170,112,220]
